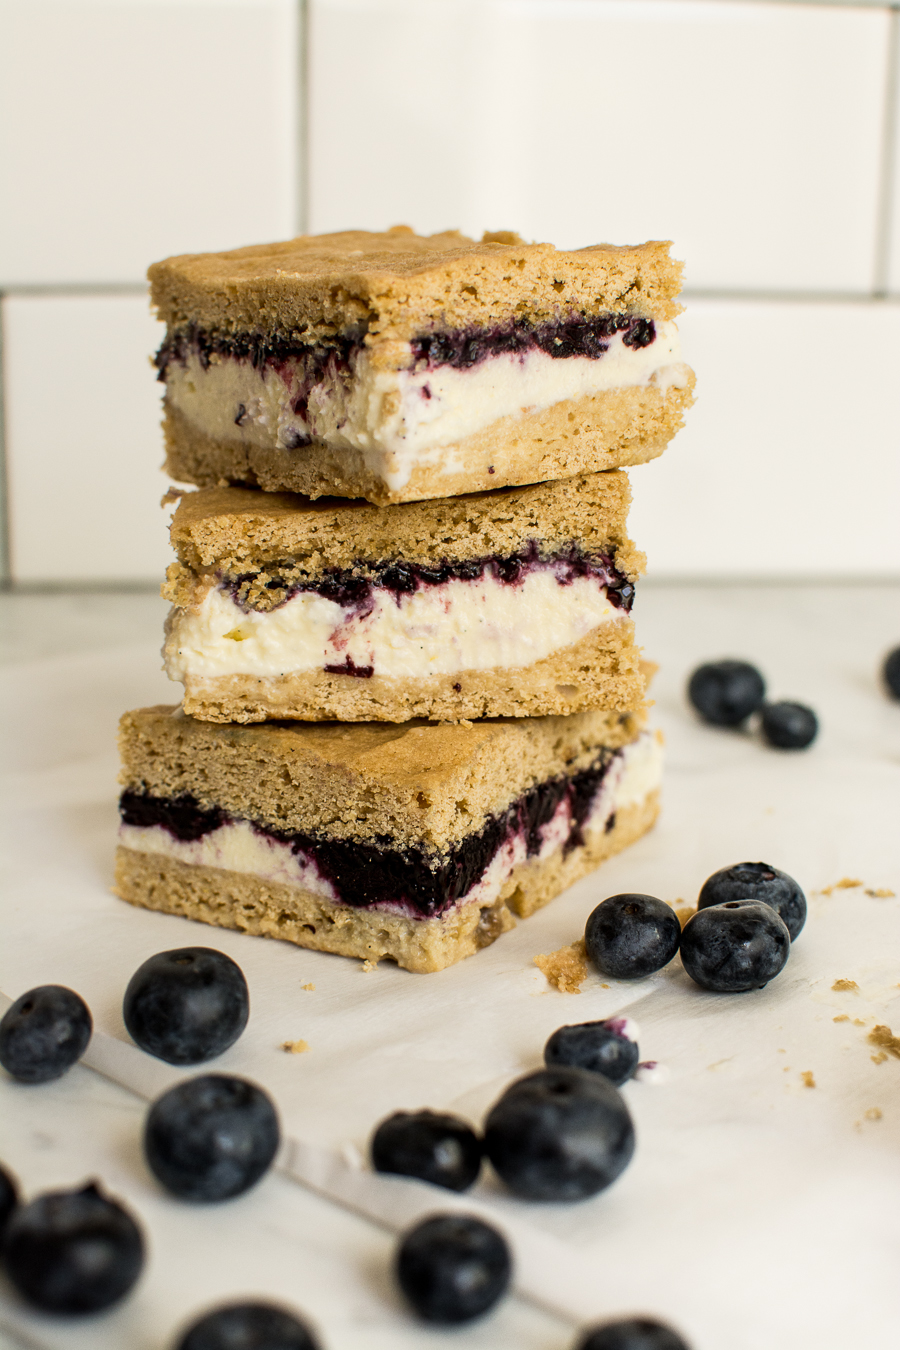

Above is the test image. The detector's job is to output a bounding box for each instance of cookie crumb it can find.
[868,1025,900,1059]
[864,1107,883,1121]
[833,1014,850,1023]
[800,1070,816,1088]
[674,904,696,928]
[281,1039,309,1054]
[361,959,378,973]
[871,1052,889,1065]
[819,878,863,895]
[832,978,859,992]
[534,938,588,993]
[301,982,315,991]
[865,887,895,898]
[160,485,185,508]
[853,1018,868,1027]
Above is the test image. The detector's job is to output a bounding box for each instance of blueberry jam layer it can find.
[119,752,617,921]
[224,542,635,617]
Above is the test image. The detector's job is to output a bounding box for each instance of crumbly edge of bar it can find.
[163,376,695,506]
[177,618,645,724]
[148,227,684,342]
[165,468,640,583]
[113,790,659,974]
[118,703,648,852]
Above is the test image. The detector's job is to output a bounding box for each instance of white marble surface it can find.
[2,584,900,1350]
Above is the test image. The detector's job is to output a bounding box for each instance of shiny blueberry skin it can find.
[585,894,681,980]
[144,1074,279,1202]
[0,1160,21,1237]
[544,1020,639,1086]
[687,660,766,726]
[884,646,900,699]
[4,1182,144,1314]
[577,1316,691,1350]
[680,901,790,993]
[484,1067,635,1201]
[123,947,249,1066]
[760,701,818,750]
[177,1301,320,1350]
[396,1214,511,1324]
[0,985,92,1084]
[698,861,806,940]
[371,1110,482,1192]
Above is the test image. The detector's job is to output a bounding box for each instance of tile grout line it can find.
[873,5,900,294]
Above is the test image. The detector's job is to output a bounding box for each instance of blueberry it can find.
[680,901,790,993]
[3,1181,144,1314]
[123,947,249,1066]
[396,1214,511,1324]
[144,1074,279,1202]
[698,861,806,940]
[544,1020,639,1086]
[0,1160,21,1237]
[884,646,900,699]
[484,1067,634,1201]
[371,1110,482,1192]
[687,660,765,726]
[584,894,681,980]
[176,1301,320,1350]
[0,985,92,1083]
[760,701,818,750]
[576,1316,691,1350]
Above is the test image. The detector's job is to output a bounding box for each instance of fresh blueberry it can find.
[687,660,765,726]
[144,1074,279,1202]
[0,1160,21,1237]
[760,701,818,750]
[0,985,92,1083]
[698,862,806,940]
[680,901,790,993]
[3,1181,144,1314]
[396,1214,511,1324]
[123,947,249,1066]
[576,1316,691,1350]
[544,1020,639,1086]
[484,1067,635,1201]
[584,895,681,979]
[176,1301,320,1350]
[371,1110,482,1192]
[884,646,900,699]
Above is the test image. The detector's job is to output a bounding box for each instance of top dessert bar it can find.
[150,227,695,505]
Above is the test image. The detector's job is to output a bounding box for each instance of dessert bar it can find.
[115,705,662,973]
[163,471,646,724]
[150,227,695,505]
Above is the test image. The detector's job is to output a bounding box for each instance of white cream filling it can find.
[164,321,689,490]
[118,731,663,917]
[165,568,623,684]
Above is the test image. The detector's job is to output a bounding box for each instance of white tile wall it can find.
[3,294,170,582]
[0,0,299,286]
[309,0,890,294]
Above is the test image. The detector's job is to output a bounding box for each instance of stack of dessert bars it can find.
[115,228,694,973]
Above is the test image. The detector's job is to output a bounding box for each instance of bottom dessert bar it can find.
[115,705,662,973]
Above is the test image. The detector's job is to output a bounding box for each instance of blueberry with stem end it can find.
[0,1160,21,1237]
[484,1067,634,1201]
[176,1301,321,1350]
[680,901,790,993]
[760,701,818,750]
[884,646,900,699]
[371,1110,482,1192]
[544,1020,639,1086]
[123,947,249,1066]
[4,1181,144,1314]
[698,861,806,940]
[585,894,681,980]
[396,1214,511,1324]
[576,1316,691,1350]
[144,1074,279,1202]
[687,660,765,726]
[0,985,92,1083]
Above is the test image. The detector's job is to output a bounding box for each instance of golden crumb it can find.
[819,878,863,895]
[868,1025,900,1059]
[534,938,588,993]
[281,1039,309,1054]
[160,486,186,508]
[833,1014,850,1023]
[675,905,696,929]
[853,1018,868,1027]
[864,1107,883,1121]
[600,983,610,989]
[832,978,859,992]
[778,1047,787,1053]
[871,1052,889,1065]
[361,959,379,973]
[800,1071,816,1088]
[301,982,315,991]
[865,887,896,898]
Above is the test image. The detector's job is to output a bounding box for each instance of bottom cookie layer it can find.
[114,790,659,973]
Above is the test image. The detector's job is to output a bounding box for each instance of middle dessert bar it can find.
[163,470,647,724]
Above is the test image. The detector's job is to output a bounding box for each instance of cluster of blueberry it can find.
[687,659,818,750]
